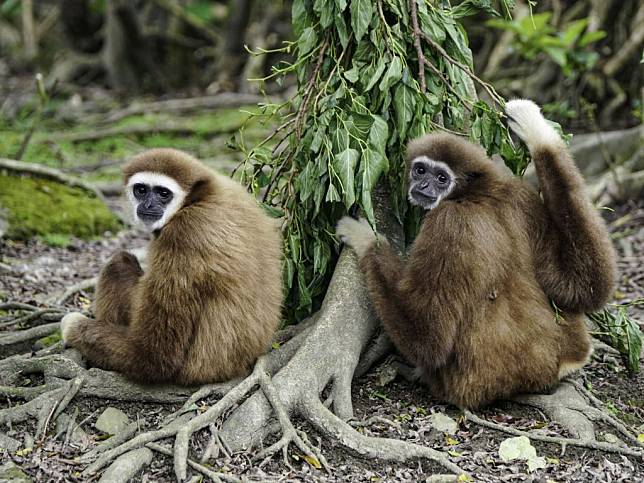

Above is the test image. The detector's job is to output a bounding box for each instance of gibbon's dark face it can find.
[126,172,187,231]
[408,156,456,210]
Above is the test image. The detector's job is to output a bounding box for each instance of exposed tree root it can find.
[513,380,644,447]
[465,408,644,459]
[0,352,198,405]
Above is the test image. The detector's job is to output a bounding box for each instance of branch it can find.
[419,31,505,106]
[409,0,426,92]
[101,93,265,124]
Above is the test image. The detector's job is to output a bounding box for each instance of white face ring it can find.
[126,171,187,231]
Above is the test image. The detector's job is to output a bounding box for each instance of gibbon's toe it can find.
[60,312,85,342]
[505,99,561,149]
[336,216,377,258]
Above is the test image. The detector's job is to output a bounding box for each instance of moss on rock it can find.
[0,173,122,240]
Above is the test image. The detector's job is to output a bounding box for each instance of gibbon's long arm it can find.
[360,241,458,370]
[506,100,616,312]
[93,252,143,326]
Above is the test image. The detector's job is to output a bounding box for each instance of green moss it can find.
[37,330,62,347]
[0,174,122,239]
[39,233,72,247]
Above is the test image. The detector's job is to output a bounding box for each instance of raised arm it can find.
[506,100,617,312]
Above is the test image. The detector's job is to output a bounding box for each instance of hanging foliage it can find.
[232,0,529,320]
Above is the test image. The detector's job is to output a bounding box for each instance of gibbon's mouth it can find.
[137,211,163,223]
[411,190,438,204]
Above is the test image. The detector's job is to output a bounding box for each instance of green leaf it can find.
[315,0,335,28]
[283,258,295,289]
[359,148,388,223]
[368,114,389,155]
[393,83,416,141]
[297,269,312,310]
[350,0,373,43]
[334,0,347,12]
[298,27,317,55]
[333,148,359,208]
[543,46,567,66]
[298,162,317,202]
[364,60,387,91]
[335,15,350,49]
[625,312,643,373]
[561,19,588,46]
[344,65,361,83]
[579,30,606,47]
[292,0,310,36]
[311,125,325,153]
[326,183,341,202]
[378,56,403,91]
[288,233,302,262]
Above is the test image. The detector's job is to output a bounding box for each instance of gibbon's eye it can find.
[414,165,426,176]
[156,187,172,200]
[436,172,449,184]
[133,184,147,198]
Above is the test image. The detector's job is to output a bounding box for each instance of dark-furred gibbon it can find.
[337,100,616,409]
[61,149,283,385]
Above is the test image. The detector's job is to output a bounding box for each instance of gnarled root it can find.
[73,252,468,480]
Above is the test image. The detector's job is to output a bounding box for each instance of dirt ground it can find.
[0,198,642,481]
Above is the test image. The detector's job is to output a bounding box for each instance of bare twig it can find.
[49,122,243,143]
[409,0,426,92]
[101,93,265,124]
[419,31,505,106]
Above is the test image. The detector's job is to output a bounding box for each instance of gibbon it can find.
[61,149,283,385]
[337,100,616,409]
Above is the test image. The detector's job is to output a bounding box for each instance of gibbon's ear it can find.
[185,178,213,206]
[465,171,483,183]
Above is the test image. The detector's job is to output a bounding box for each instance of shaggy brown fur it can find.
[338,104,616,409]
[62,149,283,385]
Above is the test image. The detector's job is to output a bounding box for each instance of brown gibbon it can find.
[336,100,616,409]
[61,149,283,385]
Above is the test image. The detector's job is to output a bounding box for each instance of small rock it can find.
[0,433,21,452]
[498,436,546,472]
[0,462,32,483]
[428,413,458,434]
[98,447,153,483]
[95,407,130,435]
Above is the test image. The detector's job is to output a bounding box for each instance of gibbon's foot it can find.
[505,99,561,149]
[336,216,378,258]
[60,312,86,343]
